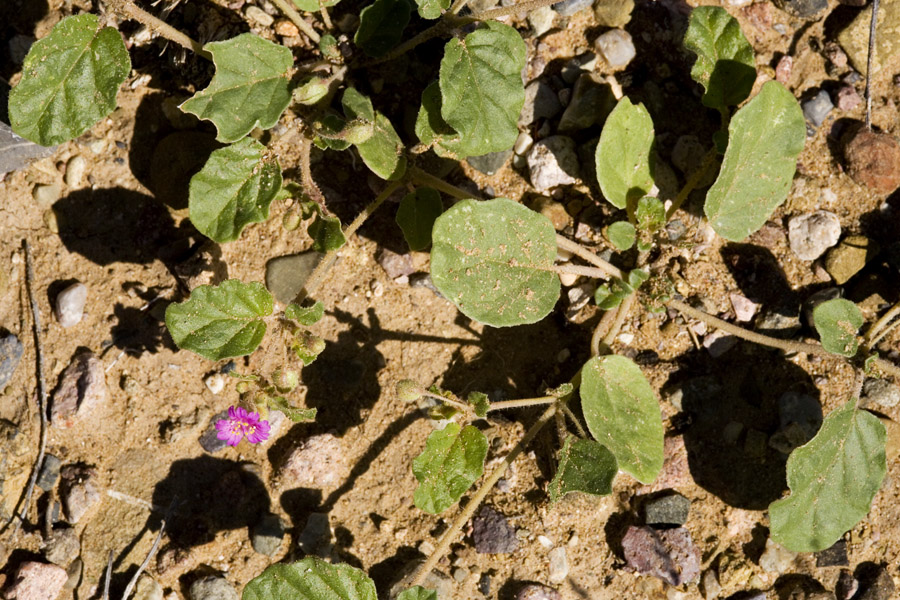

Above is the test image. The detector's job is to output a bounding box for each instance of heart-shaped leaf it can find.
[243,558,376,600]
[413,422,488,514]
[341,88,406,180]
[354,0,412,57]
[414,81,463,158]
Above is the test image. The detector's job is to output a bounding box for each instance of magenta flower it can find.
[215,406,271,446]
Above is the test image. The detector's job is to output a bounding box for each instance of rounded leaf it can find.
[243,558,376,600]
[595,97,655,209]
[354,0,412,57]
[607,221,636,250]
[431,198,560,327]
[813,298,863,357]
[412,423,488,514]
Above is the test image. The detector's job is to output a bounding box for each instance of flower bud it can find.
[293,78,329,106]
[396,379,425,403]
[282,210,302,231]
[272,368,300,392]
[343,119,374,145]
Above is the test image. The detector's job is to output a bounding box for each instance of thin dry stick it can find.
[101,550,114,600]
[268,0,322,43]
[555,235,623,279]
[410,404,557,588]
[590,306,619,357]
[864,0,880,129]
[553,263,618,280]
[317,0,334,31]
[486,396,556,411]
[362,22,452,67]
[105,0,211,59]
[865,302,900,348]
[121,504,174,600]
[449,0,470,13]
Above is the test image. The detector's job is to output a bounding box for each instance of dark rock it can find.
[778,391,822,442]
[621,525,700,586]
[471,505,518,554]
[774,0,828,20]
[836,569,858,600]
[0,333,23,392]
[36,454,62,492]
[803,90,834,128]
[50,351,107,428]
[42,527,80,566]
[467,150,512,175]
[842,128,900,195]
[643,493,691,526]
[557,74,616,133]
[855,563,895,600]
[198,410,229,453]
[0,121,57,176]
[251,513,285,556]
[189,575,239,600]
[815,539,849,567]
[409,273,443,297]
[516,583,562,600]
[478,572,491,595]
[376,247,415,280]
[552,0,592,16]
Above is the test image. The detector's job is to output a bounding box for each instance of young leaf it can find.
[813,299,863,357]
[189,139,282,243]
[415,0,449,19]
[704,81,806,241]
[397,188,443,251]
[292,331,326,365]
[431,198,560,327]
[181,34,293,143]
[607,221,636,250]
[581,355,664,484]
[286,301,325,325]
[9,14,130,146]
[341,89,406,180]
[593,269,648,310]
[549,437,617,503]
[683,6,756,114]
[635,196,666,233]
[165,280,274,361]
[354,0,412,57]
[268,397,317,422]
[243,558,376,600]
[467,391,490,418]
[440,21,527,158]
[414,81,462,158]
[292,0,340,11]
[308,214,347,253]
[769,399,886,552]
[397,587,438,600]
[595,98,655,209]
[412,422,488,514]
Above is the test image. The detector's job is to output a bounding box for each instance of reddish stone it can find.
[843,126,900,194]
[3,562,67,600]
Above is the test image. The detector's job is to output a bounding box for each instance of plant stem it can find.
[299,134,327,212]
[865,302,900,348]
[408,166,481,201]
[423,391,470,411]
[552,264,617,280]
[449,0,470,13]
[268,0,322,43]
[561,403,587,438]
[486,396,556,411]
[665,147,716,220]
[105,0,211,59]
[468,0,560,20]
[865,0,880,130]
[363,22,452,67]
[410,404,557,588]
[591,306,619,357]
[317,0,334,31]
[101,550,113,600]
[555,235,623,279]
[601,291,637,349]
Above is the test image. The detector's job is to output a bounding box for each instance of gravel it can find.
[471,505,518,554]
[50,351,107,428]
[519,80,563,127]
[621,525,700,586]
[595,29,636,69]
[3,561,68,600]
[251,513,285,556]
[54,282,87,328]
[548,546,568,583]
[802,90,833,128]
[643,493,691,526]
[264,251,322,304]
[842,128,900,194]
[516,584,562,600]
[527,136,580,192]
[42,528,80,566]
[862,378,900,408]
[36,454,62,491]
[60,465,101,524]
[0,332,23,393]
[281,434,346,489]
[788,210,841,260]
[189,576,239,600]
[758,537,797,574]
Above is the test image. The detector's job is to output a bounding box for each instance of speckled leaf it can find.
[165,280,273,361]
[354,0,412,57]
[9,14,130,146]
[581,355,663,484]
[341,88,406,180]
[396,187,443,251]
[285,300,324,325]
[243,558,376,600]
[607,221,636,250]
[467,391,490,418]
[813,299,863,357]
[683,6,756,113]
[181,34,293,143]
[770,399,886,552]
[440,21,526,157]
[292,0,340,11]
[595,97,655,209]
[414,81,463,158]
[704,81,806,241]
[308,214,346,253]
[189,138,282,243]
[413,422,488,514]
[549,437,617,503]
[415,0,449,18]
[430,198,560,327]
[397,588,437,600]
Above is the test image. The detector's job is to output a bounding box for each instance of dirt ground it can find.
[1,0,900,598]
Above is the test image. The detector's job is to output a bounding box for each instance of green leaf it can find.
[595,98,655,209]
[593,269,648,310]
[397,188,443,251]
[292,0,340,10]
[9,14,130,146]
[414,81,462,158]
[308,214,347,253]
[292,330,326,365]
[412,422,489,514]
[354,0,412,57]
[704,81,806,241]
[636,196,666,233]
[397,587,438,600]
[683,6,756,114]
[581,355,663,484]
[293,77,330,106]
[813,299,863,357]
[431,198,560,327]
[440,21,526,157]
[181,34,293,143]
[165,280,274,361]
[467,391,490,418]
[268,397,317,422]
[243,558,376,600]
[607,221,636,250]
[769,399,886,552]
[341,88,406,180]
[189,138,282,243]
[286,301,325,325]
[313,114,353,151]
[415,0,449,18]
[549,437,617,503]
[319,34,341,60]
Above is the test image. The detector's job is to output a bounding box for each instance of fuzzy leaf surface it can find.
[595,97,655,209]
[9,14,130,146]
[165,280,273,360]
[683,6,756,113]
[415,0,449,18]
[308,215,347,252]
[268,397,317,422]
[189,138,281,243]
[549,437,617,503]
[397,187,443,250]
[181,34,293,143]
[431,198,559,327]
[813,299,863,357]
[413,422,488,514]
[341,88,406,180]
[608,221,636,250]
[581,355,663,483]
[242,558,376,600]
[285,301,325,325]
[439,21,526,157]
[354,0,412,57]
[414,81,462,158]
[704,81,805,241]
[770,399,886,552]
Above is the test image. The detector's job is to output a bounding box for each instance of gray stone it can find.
[520,80,562,127]
[643,493,691,526]
[560,53,597,84]
[467,150,512,175]
[595,29,635,69]
[471,505,518,554]
[282,434,346,489]
[527,136,580,192]
[245,5,274,26]
[0,333,23,393]
[133,574,164,600]
[815,539,849,567]
[863,378,900,408]
[32,183,61,207]
[265,252,322,304]
[788,210,841,260]
[376,247,415,280]
[528,5,556,36]
[701,569,721,600]
[4,561,68,600]
[778,391,822,441]
[42,527,80,566]
[409,272,443,297]
[298,513,332,556]
[198,410,229,453]
[557,74,616,133]
[621,525,700,586]
[774,0,828,19]
[63,557,82,591]
[251,513,285,556]
[758,537,797,574]
[755,310,801,338]
[60,466,100,524]
[803,90,834,128]
[516,584,562,600]
[189,576,239,600]
[552,0,592,16]
[0,122,56,177]
[36,455,62,492]
[50,351,107,428]
[54,282,87,328]
[836,569,858,600]
[548,546,568,582]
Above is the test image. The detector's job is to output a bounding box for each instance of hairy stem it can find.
[317,0,334,31]
[601,291,637,349]
[591,306,619,357]
[552,264,618,279]
[468,0,560,20]
[410,404,557,588]
[865,302,900,348]
[555,235,623,279]
[561,403,587,438]
[422,391,469,412]
[408,166,481,201]
[299,134,327,212]
[486,396,556,411]
[665,147,716,220]
[269,0,322,43]
[105,0,211,59]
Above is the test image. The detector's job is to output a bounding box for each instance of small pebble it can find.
[837,569,858,600]
[701,569,721,600]
[244,5,274,26]
[824,41,849,68]
[189,575,239,600]
[452,567,468,583]
[376,248,415,280]
[4,561,68,600]
[552,0,591,15]
[42,527,80,566]
[548,546,568,583]
[54,282,87,328]
[519,80,562,127]
[32,183,61,206]
[527,136,580,192]
[37,455,62,491]
[758,537,796,574]
[558,267,578,287]
[274,19,299,37]
[815,538,849,567]
[204,373,226,395]
[621,526,700,586]
[643,493,691,526]
[528,5,556,36]
[298,512,333,556]
[842,127,900,194]
[61,465,101,524]
[514,131,534,156]
[0,333,24,393]
[788,210,841,260]
[516,584,562,600]
[729,294,759,322]
[595,29,635,69]
[862,378,900,408]
[824,235,878,285]
[133,574,164,600]
[251,513,285,556]
[593,0,633,27]
[50,351,107,428]
[467,150,512,175]
[65,155,86,188]
[775,55,793,84]
[281,434,347,489]
[802,90,833,128]
[471,505,518,554]
[836,86,861,111]
[198,410,229,453]
[774,0,828,19]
